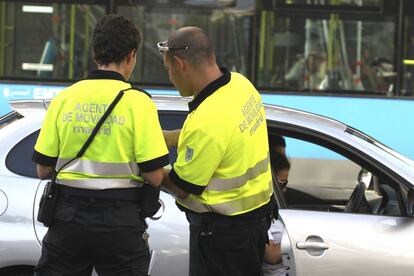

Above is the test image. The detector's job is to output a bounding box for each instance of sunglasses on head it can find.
[157,40,189,55]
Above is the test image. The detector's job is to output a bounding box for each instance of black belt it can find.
[57,184,142,201]
[186,212,268,227]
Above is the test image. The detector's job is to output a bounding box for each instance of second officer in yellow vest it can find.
[32,15,169,276]
[160,27,275,276]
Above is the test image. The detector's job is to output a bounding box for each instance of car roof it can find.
[5,95,368,149]
[9,95,346,129]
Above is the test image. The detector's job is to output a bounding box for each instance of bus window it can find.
[275,0,384,9]
[0,1,105,81]
[256,9,396,95]
[401,2,414,96]
[116,1,255,84]
[0,0,255,86]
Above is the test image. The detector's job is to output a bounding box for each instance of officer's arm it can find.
[161,169,189,199]
[37,164,54,180]
[264,241,282,265]
[163,129,181,148]
[142,167,164,188]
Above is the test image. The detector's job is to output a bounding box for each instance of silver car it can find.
[0,95,413,276]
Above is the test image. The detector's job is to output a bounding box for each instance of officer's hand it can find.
[163,129,181,148]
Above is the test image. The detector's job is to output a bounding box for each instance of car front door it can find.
[280,209,414,276]
[269,133,414,276]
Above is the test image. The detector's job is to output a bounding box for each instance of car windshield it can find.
[0,111,22,130]
[346,126,414,167]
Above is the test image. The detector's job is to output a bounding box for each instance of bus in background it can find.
[0,0,413,159]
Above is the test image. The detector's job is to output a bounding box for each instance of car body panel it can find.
[0,114,44,270]
[0,176,42,268]
[145,192,189,276]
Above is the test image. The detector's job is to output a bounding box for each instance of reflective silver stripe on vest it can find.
[56,158,139,176]
[56,178,144,190]
[206,153,270,192]
[178,180,273,215]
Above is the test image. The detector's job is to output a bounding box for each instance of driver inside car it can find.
[263,135,290,276]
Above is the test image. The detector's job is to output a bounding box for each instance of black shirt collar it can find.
[188,67,231,112]
[87,69,126,82]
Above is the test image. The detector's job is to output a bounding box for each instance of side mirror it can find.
[407,188,414,217]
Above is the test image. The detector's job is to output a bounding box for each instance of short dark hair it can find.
[269,134,286,153]
[166,27,214,66]
[92,14,142,65]
[270,152,291,173]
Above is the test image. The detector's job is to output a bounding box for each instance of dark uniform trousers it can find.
[187,213,270,276]
[34,195,150,276]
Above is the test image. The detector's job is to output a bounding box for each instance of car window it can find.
[6,130,40,178]
[158,111,187,164]
[273,136,404,217]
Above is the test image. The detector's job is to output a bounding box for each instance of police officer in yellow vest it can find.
[32,15,169,276]
[160,27,275,276]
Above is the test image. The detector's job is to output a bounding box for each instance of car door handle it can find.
[296,236,329,256]
[296,241,329,251]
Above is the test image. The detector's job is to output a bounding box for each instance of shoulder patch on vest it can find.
[185,146,194,162]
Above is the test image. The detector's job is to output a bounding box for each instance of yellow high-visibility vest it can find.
[171,69,273,216]
[34,70,169,189]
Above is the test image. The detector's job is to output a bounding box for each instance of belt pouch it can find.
[37,180,58,227]
[139,184,161,218]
